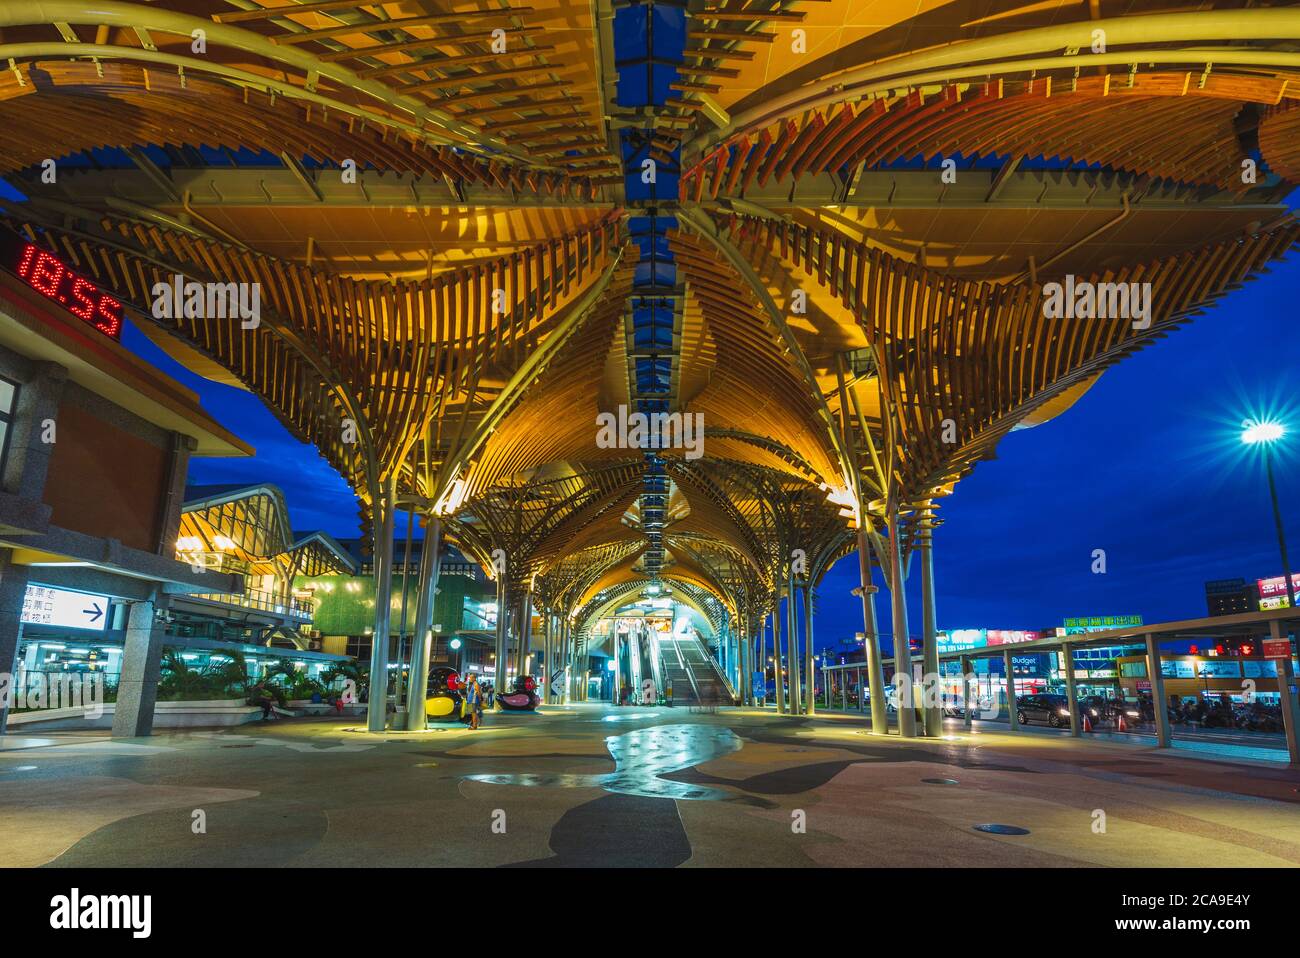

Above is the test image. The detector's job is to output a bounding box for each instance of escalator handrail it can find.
[689,631,738,704]
[670,633,702,704]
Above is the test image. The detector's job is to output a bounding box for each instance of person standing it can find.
[464,672,483,730]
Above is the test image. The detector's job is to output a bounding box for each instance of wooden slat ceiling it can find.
[0,0,1296,621]
[206,0,618,176]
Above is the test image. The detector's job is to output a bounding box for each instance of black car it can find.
[1015,693,1072,728]
[1080,695,1143,725]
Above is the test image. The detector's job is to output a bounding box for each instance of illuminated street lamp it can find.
[1241,419,1296,609]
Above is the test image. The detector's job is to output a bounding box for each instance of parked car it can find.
[1015,693,1072,728]
[1079,695,1139,724]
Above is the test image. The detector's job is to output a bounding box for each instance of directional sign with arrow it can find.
[21,584,112,632]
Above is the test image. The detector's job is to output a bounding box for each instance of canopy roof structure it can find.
[0,0,1297,732]
[180,483,359,579]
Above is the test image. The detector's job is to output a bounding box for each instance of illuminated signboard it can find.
[936,628,985,654]
[0,230,123,340]
[1062,614,1143,633]
[20,584,110,632]
[987,630,1040,646]
[936,628,1041,654]
[1256,574,1299,610]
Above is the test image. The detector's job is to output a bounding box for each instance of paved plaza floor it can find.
[3,703,1298,868]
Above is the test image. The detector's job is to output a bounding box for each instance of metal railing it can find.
[190,587,314,620]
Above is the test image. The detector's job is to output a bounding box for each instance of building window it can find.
[0,375,17,476]
[345,635,372,660]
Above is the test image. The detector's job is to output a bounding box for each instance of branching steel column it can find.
[886,509,917,738]
[404,516,442,731]
[919,507,941,737]
[493,575,507,706]
[365,474,397,732]
[431,247,626,507]
[518,588,534,682]
[786,569,801,715]
[803,585,815,716]
[676,206,856,495]
[856,528,888,735]
[772,599,786,714]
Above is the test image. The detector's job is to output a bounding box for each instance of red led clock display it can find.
[9,238,123,340]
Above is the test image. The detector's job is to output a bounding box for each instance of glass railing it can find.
[189,587,314,620]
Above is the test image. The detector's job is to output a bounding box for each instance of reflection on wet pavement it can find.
[466,724,743,801]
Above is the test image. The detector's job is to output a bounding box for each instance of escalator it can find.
[657,630,736,706]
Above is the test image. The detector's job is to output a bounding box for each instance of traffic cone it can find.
[1116,710,1127,733]
[1082,712,1093,733]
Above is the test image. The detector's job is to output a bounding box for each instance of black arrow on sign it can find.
[83,603,103,623]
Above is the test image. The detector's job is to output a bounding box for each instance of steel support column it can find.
[1004,648,1019,732]
[886,514,917,737]
[786,574,801,715]
[365,475,397,732]
[1145,633,1171,748]
[1269,620,1300,764]
[772,603,786,714]
[856,528,889,734]
[493,575,507,706]
[804,585,816,716]
[960,654,973,730]
[519,589,534,681]
[1062,640,1081,737]
[919,510,940,736]
[404,517,441,731]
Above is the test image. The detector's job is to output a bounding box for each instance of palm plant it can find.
[203,648,251,698]
[158,649,210,701]
[321,660,366,701]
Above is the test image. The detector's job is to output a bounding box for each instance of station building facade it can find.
[11,479,361,730]
[0,235,252,736]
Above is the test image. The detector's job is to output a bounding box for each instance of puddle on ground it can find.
[599,712,657,722]
[465,724,743,801]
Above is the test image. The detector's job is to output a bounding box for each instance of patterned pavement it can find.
[2,703,1298,868]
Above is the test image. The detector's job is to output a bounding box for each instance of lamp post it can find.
[1242,420,1296,609]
